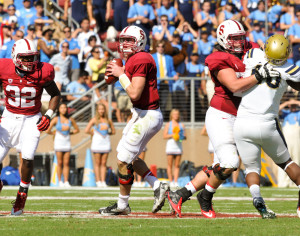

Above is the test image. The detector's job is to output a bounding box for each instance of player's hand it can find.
[273,68,288,80]
[255,63,279,83]
[107,62,124,78]
[36,115,51,131]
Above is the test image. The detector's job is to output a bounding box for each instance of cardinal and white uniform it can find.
[117,52,163,164]
[0,59,55,162]
[234,48,300,175]
[204,41,258,169]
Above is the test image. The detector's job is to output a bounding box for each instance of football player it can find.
[234,34,300,218]
[166,20,277,218]
[98,25,169,215]
[0,39,61,215]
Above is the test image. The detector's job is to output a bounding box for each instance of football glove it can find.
[255,63,280,83]
[36,115,51,131]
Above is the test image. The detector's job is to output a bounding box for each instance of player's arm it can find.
[70,117,80,135]
[85,118,95,135]
[286,80,300,91]
[46,117,58,134]
[37,81,61,131]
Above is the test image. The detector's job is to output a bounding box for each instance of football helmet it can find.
[217,20,246,53]
[12,39,39,72]
[264,34,290,66]
[118,26,147,55]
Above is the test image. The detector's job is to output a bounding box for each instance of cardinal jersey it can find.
[0,59,55,115]
[238,48,300,120]
[125,51,159,110]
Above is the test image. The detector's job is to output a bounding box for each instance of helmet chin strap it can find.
[15,67,26,78]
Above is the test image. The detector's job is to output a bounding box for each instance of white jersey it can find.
[237,48,300,120]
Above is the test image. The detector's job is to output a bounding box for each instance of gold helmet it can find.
[264,34,291,66]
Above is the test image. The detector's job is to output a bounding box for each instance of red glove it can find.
[36,115,50,131]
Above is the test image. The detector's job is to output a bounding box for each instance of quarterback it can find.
[98,26,169,215]
[234,34,300,218]
[0,39,61,215]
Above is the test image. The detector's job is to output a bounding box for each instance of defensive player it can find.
[98,26,169,215]
[166,20,277,218]
[0,39,61,215]
[234,34,300,218]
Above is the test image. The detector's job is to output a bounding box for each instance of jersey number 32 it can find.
[6,85,36,108]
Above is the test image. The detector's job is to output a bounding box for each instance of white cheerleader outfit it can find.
[165,121,184,155]
[54,117,71,152]
[91,122,111,153]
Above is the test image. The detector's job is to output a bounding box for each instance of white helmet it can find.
[118,26,147,55]
[12,39,39,72]
[217,20,246,53]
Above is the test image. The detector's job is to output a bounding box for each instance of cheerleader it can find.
[85,103,115,187]
[163,109,186,188]
[47,103,79,187]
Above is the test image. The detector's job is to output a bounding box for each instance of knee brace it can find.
[213,163,233,181]
[118,163,134,185]
[202,165,213,178]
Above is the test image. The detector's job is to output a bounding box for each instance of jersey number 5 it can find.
[6,85,36,108]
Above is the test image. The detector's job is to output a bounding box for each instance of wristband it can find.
[119,74,131,90]
[45,109,54,118]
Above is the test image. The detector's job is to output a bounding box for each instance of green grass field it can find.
[0,186,299,236]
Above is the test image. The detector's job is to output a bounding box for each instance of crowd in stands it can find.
[0,0,300,122]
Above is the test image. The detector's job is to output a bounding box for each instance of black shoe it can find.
[197,189,216,218]
[99,202,131,216]
[152,182,170,213]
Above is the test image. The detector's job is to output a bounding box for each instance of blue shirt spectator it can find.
[196,28,213,64]
[175,0,197,25]
[156,0,178,25]
[17,0,36,32]
[113,0,132,31]
[0,30,24,58]
[288,16,300,64]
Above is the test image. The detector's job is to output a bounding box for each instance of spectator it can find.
[3,4,24,32]
[49,41,72,91]
[288,10,300,65]
[37,25,58,63]
[29,1,53,26]
[7,16,20,35]
[113,0,134,31]
[17,0,37,33]
[152,14,176,42]
[208,25,217,46]
[245,0,266,32]
[0,30,23,59]
[170,30,186,75]
[127,0,155,48]
[46,103,80,188]
[61,26,81,82]
[72,18,101,70]
[87,0,112,33]
[0,2,8,25]
[268,1,287,31]
[85,103,115,187]
[152,40,178,120]
[248,20,266,48]
[66,70,90,102]
[156,0,184,26]
[114,80,133,122]
[280,2,296,31]
[195,27,213,64]
[63,0,88,27]
[0,23,12,49]
[25,24,37,45]
[196,1,218,32]
[82,35,100,66]
[163,108,186,188]
[176,21,198,61]
[278,98,300,187]
[218,0,242,25]
[87,47,109,83]
[174,0,198,26]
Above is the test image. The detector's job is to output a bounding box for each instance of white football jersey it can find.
[237,48,300,120]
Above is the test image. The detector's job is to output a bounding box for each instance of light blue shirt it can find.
[66,81,89,98]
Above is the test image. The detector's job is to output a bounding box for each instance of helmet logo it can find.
[140,30,145,40]
[219,25,225,35]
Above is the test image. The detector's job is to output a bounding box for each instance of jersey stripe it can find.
[289,66,300,76]
[248,49,254,58]
[285,65,298,74]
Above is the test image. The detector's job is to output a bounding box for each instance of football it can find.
[104,58,123,85]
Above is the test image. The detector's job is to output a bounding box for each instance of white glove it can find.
[263,63,280,78]
[255,63,280,83]
[273,68,288,80]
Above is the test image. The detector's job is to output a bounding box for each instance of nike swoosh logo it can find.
[203,212,213,218]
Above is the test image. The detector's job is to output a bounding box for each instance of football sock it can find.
[185,181,197,194]
[176,187,192,203]
[19,180,30,194]
[249,184,261,199]
[205,182,216,193]
[143,170,160,190]
[117,194,130,210]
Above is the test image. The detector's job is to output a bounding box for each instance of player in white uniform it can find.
[234,34,300,218]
